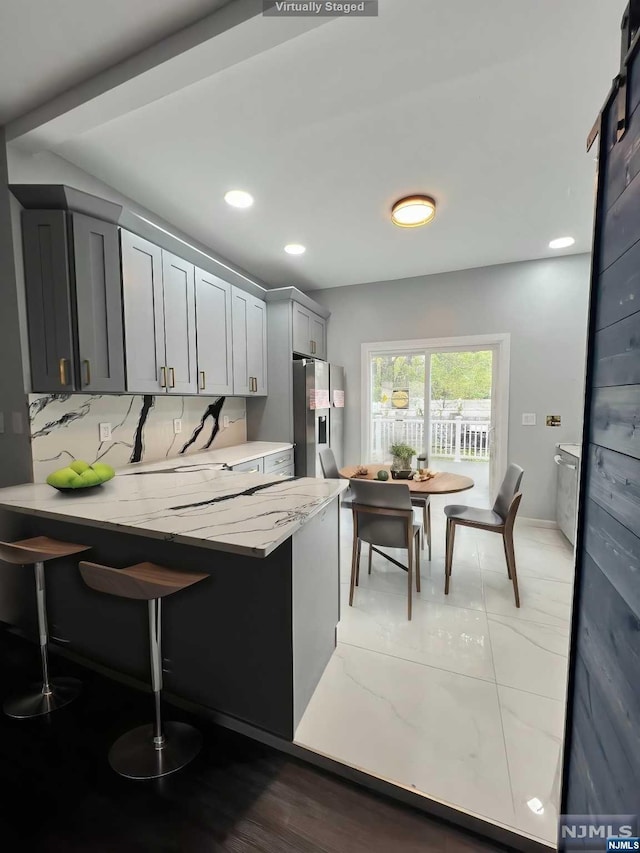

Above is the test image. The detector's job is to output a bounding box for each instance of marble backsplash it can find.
[28,393,246,482]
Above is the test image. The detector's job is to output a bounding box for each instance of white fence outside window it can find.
[371,417,490,463]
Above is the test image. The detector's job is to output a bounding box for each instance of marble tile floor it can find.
[295,490,574,847]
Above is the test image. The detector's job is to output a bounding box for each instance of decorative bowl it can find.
[391,469,413,480]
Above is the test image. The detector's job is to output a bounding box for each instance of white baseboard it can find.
[517,516,558,529]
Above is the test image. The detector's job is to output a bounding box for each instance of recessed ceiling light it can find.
[224,190,254,208]
[284,244,306,255]
[549,236,575,250]
[391,195,436,228]
[527,798,545,816]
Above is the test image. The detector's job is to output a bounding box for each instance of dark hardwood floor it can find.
[0,630,509,852]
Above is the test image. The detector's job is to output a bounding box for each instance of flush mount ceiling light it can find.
[284,244,306,255]
[224,190,254,208]
[391,195,436,227]
[549,236,575,249]
[527,798,545,816]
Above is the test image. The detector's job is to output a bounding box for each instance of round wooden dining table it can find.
[338,464,474,495]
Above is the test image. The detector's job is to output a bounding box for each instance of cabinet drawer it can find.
[231,457,264,474]
[264,449,294,472]
[267,463,295,478]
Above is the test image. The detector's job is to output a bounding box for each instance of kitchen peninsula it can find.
[0,452,346,739]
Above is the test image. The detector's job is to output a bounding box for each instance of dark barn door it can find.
[561,3,640,840]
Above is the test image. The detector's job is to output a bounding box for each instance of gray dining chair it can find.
[318,448,353,508]
[444,464,524,606]
[349,478,422,620]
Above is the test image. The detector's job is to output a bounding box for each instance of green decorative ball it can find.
[376,469,389,481]
[46,460,116,491]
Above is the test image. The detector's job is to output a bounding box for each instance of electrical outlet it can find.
[522,413,536,426]
[99,422,112,442]
[173,419,182,434]
[223,416,229,428]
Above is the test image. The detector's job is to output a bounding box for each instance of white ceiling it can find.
[0,0,231,124]
[7,0,627,289]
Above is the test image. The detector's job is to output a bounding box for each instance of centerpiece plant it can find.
[389,443,416,471]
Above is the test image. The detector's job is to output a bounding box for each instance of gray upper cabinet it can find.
[121,233,197,395]
[121,230,165,394]
[232,287,267,396]
[21,209,124,393]
[72,214,125,392]
[162,251,197,395]
[195,269,233,395]
[292,301,326,359]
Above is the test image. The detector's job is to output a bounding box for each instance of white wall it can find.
[312,254,590,520]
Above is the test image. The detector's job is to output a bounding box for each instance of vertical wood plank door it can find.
[231,286,250,395]
[161,250,197,395]
[21,210,76,392]
[72,213,125,393]
[195,269,233,395]
[121,230,165,394]
[247,296,268,395]
[562,35,640,818]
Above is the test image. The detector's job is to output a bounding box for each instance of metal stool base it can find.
[109,721,202,780]
[3,676,82,719]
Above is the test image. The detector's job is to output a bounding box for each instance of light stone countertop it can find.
[557,443,581,460]
[0,448,346,558]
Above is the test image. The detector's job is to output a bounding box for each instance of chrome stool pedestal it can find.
[1,536,90,719]
[79,560,208,780]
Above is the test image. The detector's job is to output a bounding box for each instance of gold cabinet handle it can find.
[160,366,167,388]
[169,367,175,388]
[83,359,91,387]
[200,371,206,391]
[58,357,69,387]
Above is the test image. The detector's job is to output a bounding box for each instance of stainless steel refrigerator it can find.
[293,360,345,477]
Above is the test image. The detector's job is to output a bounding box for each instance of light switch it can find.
[522,413,536,426]
[173,419,182,434]
[99,422,112,442]
[223,416,229,428]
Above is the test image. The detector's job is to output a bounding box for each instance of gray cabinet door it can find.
[72,213,125,392]
[292,302,312,356]
[21,210,76,392]
[121,230,165,393]
[231,286,251,395]
[195,269,233,395]
[162,250,197,395]
[310,314,326,360]
[247,295,268,395]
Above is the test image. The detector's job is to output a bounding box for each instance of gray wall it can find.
[0,128,33,486]
[312,254,590,520]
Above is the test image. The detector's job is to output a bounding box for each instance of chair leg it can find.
[445,520,456,594]
[504,530,521,608]
[355,539,362,586]
[108,598,202,779]
[349,532,359,606]
[502,536,512,579]
[421,502,426,551]
[415,530,421,593]
[407,537,413,621]
[368,542,373,574]
[4,561,81,719]
[426,501,432,561]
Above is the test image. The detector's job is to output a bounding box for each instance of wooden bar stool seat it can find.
[0,536,91,719]
[79,559,208,780]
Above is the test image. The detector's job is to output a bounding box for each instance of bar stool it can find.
[0,536,91,718]
[78,559,208,780]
